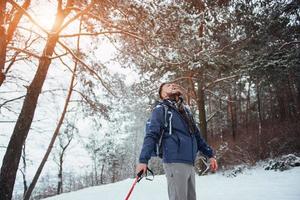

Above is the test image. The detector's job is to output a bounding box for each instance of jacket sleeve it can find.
[139,106,164,164]
[195,126,214,158]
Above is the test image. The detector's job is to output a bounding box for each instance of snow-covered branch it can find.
[57,40,116,97]
[203,75,238,90]
[279,41,300,50]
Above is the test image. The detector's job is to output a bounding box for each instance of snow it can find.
[43,166,300,200]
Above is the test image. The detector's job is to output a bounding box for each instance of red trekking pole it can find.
[125,168,154,200]
[125,170,144,200]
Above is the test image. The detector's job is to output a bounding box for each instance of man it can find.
[136,82,218,200]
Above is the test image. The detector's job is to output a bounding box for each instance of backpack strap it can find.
[161,103,173,135]
[157,103,169,143]
[162,104,169,129]
[154,101,171,130]
[183,105,197,132]
[167,108,173,135]
[184,106,193,121]
[156,102,172,158]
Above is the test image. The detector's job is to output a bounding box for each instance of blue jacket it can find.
[139,100,214,165]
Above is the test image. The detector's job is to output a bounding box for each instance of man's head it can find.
[159,82,183,100]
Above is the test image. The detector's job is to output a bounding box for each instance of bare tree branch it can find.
[56,54,74,73]
[205,89,235,103]
[214,38,250,54]
[17,26,47,38]
[0,95,26,110]
[0,121,17,123]
[206,111,219,123]
[51,52,69,59]
[6,46,40,58]
[5,52,20,74]
[59,133,73,151]
[6,0,31,43]
[142,43,189,66]
[59,30,142,39]
[5,33,41,75]
[7,46,68,60]
[203,75,238,90]
[5,55,29,64]
[57,0,63,11]
[57,40,117,97]
[82,12,145,41]
[63,6,81,13]
[279,41,300,50]
[57,0,95,34]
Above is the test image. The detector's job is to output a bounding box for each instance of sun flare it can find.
[32,3,56,30]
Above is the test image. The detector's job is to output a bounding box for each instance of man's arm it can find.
[195,126,218,172]
[183,104,214,158]
[138,106,164,164]
[194,126,214,158]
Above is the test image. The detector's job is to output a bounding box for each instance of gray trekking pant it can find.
[163,163,196,200]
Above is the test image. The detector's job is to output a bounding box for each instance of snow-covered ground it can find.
[44,166,300,200]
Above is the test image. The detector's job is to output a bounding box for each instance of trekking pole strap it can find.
[137,167,154,182]
[145,167,154,181]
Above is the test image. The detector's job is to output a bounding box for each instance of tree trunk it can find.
[100,164,104,184]
[0,0,31,86]
[0,37,58,200]
[208,90,213,137]
[112,161,116,183]
[93,155,98,186]
[196,72,208,141]
[274,81,287,121]
[132,130,138,177]
[0,0,7,86]
[57,154,63,195]
[0,6,65,200]
[245,78,251,135]
[21,143,28,198]
[287,74,297,119]
[6,0,31,43]
[295,69,300,113]
[228,88,237,141]
[278,94,287,121]
[23,56,74,199]
[256,81,263,159]
[23,16,80,199]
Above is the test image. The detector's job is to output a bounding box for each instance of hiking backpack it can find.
[145,102,173,158]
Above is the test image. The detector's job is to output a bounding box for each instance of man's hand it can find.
[170,84,183,95]
[209,158,218,172]
[136,163,147,175]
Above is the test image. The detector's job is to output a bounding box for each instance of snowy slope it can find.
[44,167,300,200]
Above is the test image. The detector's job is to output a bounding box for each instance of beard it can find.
[168,91,181,101]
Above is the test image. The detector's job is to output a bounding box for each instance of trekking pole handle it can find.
[137,169,143,178]
[145,167,154,181]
